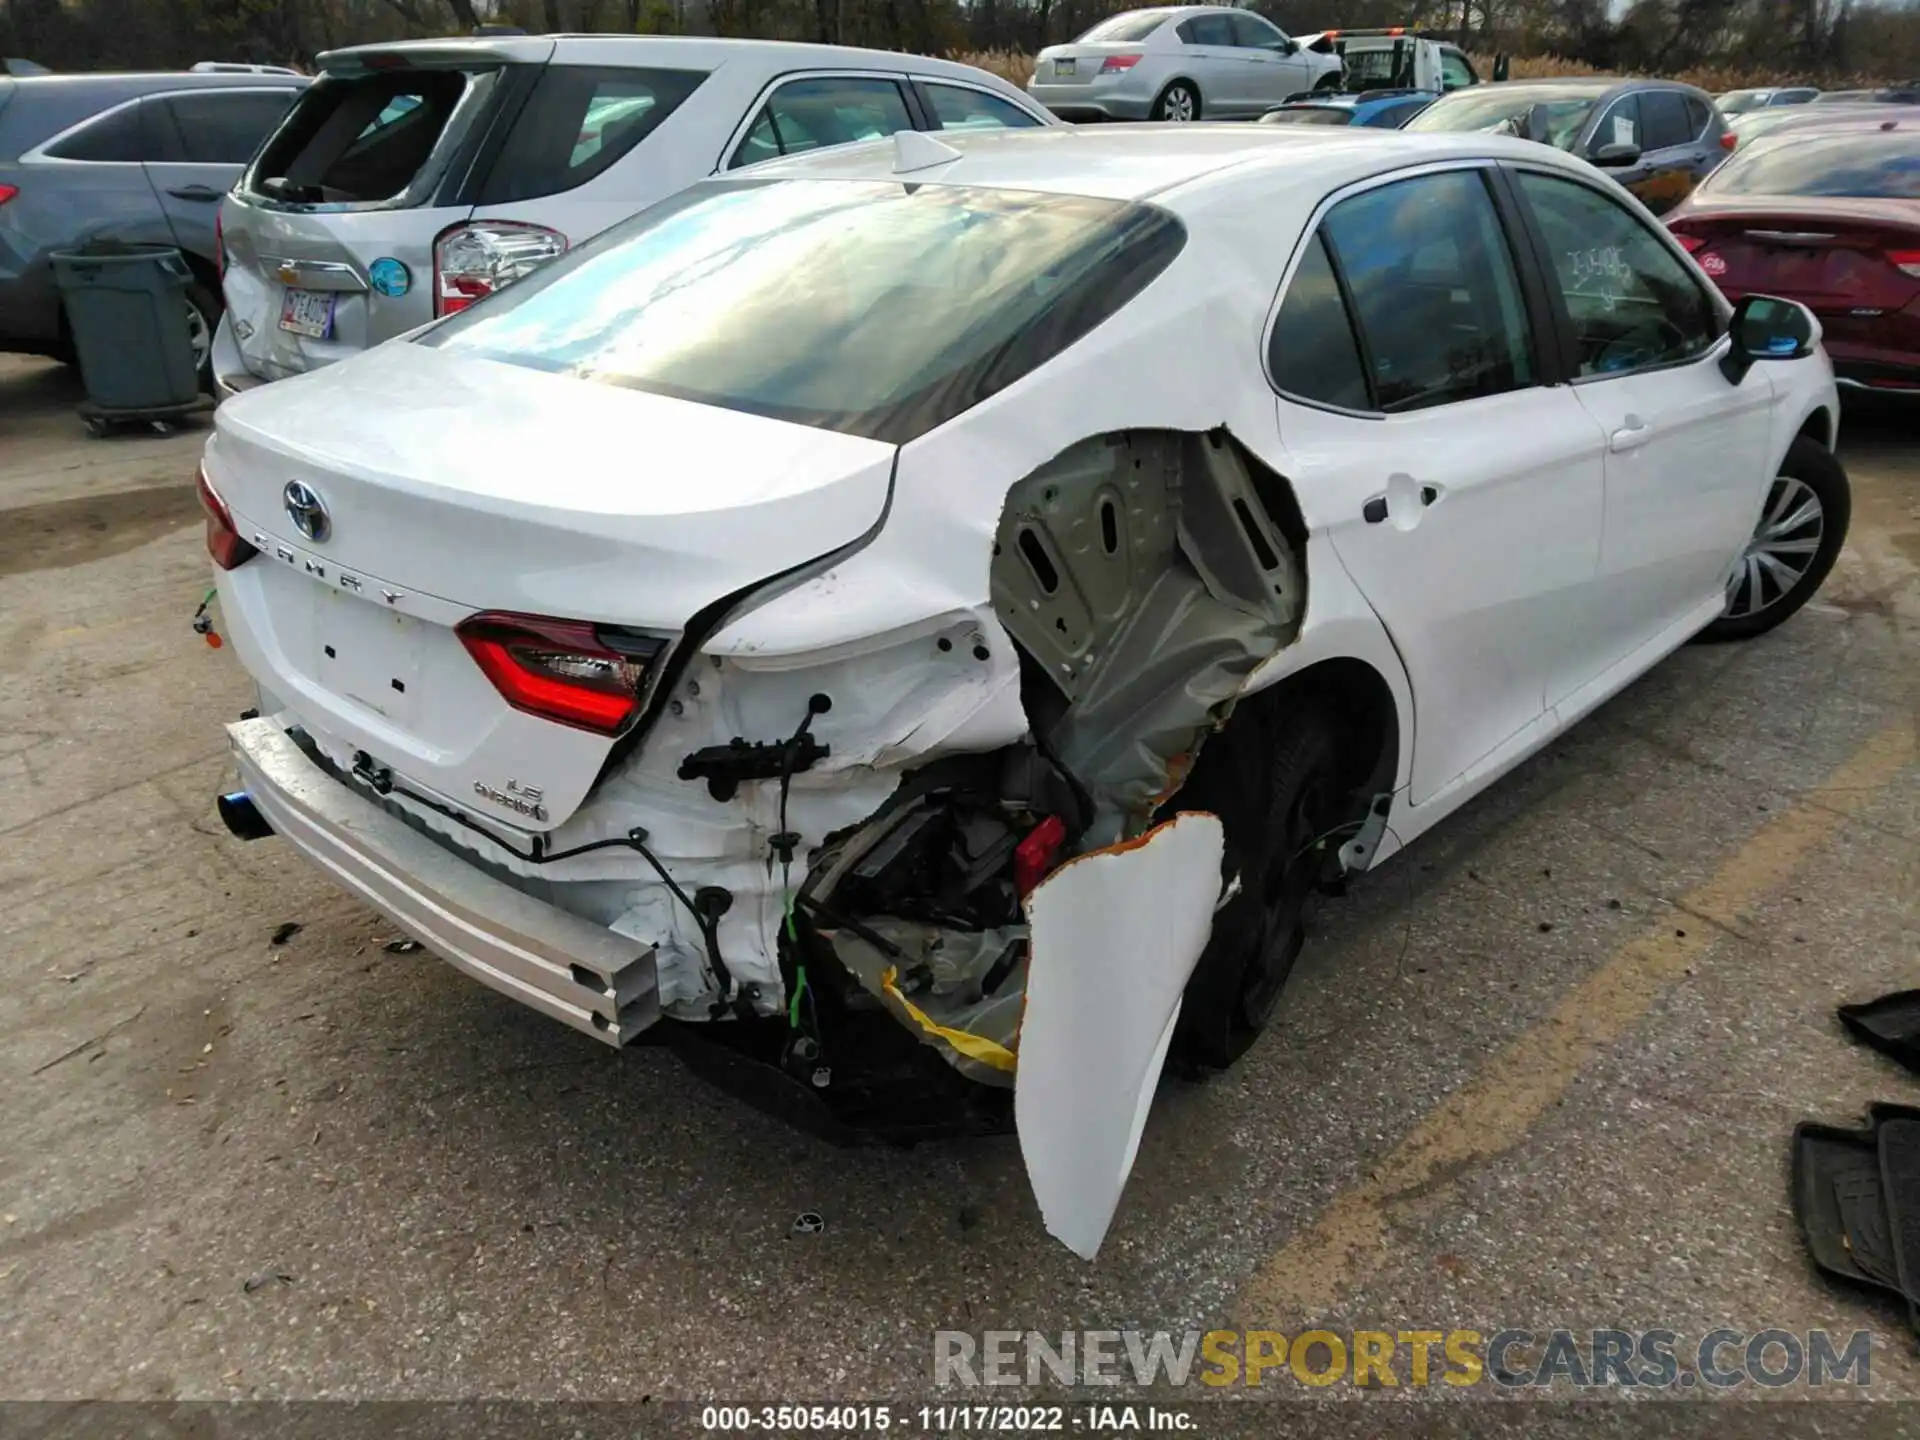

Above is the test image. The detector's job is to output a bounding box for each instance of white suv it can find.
[210,34,1056,399]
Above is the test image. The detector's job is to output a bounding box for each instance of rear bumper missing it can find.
[225,716,659,1046]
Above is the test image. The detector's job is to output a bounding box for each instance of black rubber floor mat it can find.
[1792,1121,1902,1293]
[1880,1117,1920,1332]
[1839,991,1920,1073]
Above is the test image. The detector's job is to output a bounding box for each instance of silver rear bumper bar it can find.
[226,717,659,1046]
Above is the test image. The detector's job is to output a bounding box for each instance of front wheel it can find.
[1697,435,1851,642]
[1153,80,1201,122]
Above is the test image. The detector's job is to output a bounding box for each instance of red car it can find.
[1667,119,1920,395]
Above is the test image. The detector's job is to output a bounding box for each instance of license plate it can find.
[279,288,336,339]
[311,583,422,726]
[1055,57,1076,77]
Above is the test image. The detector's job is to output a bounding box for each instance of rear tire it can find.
[1153,80,1201,122]
[1697,436,1850,643]
[1170,696,1346,1070]
[184,280,219,393]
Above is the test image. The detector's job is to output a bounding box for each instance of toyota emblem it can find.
[283,480,330,543]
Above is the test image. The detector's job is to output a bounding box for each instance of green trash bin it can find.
[51,242,208,434]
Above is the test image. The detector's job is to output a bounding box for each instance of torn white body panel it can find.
[1016,813,1226,1260]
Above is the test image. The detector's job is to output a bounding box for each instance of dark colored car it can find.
[0,70,305,385]
[1407,77,1733,214]
[1667,119,1920,395]
[1259,88,1437,128]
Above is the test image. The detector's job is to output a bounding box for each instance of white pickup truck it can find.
[1291,28,1506,101]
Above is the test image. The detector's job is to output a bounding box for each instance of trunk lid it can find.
[1036,44,1155,82]
[221,44,546,382]
[1672,200,1920,317]
[209,342,895,831]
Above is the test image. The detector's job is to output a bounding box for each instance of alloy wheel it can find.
[187,301,213,375]
[1725,474,1825,619]
[1162,87,1196,122]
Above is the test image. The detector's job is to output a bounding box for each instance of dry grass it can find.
[951,47,1871,96]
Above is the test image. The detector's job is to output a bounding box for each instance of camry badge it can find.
[283,480,330,544]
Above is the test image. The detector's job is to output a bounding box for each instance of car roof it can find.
[322,33,1025,87]
[738,121,1580,208]
[1,69,304,94]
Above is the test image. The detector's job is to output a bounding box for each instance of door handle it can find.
[1609,415,1652,453]
[1363,482,1438,525]
[166,184,224,202]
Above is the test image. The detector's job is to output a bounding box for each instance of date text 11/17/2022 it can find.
[699,1405,1197,1431]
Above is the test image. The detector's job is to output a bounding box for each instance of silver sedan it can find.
[1027,5,1343,122]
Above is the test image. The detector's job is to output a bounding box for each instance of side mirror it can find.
[1591,141,1642,166]
[1492,53,1510,82]
[1279,38,1298,54]
[1722,293,1815,382]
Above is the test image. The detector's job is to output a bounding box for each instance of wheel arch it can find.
[1795,404,1835,452]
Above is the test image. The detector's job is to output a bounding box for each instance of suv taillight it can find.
[433,221,567,317]
[197,465,257,571]
[456,612,666,735]
[0,184,17,206]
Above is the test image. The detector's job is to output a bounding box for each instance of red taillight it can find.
[0,183,17,206]
[196,465,257,571]
[1674,232,1708,253]
[433,221,567,317]
[1015,815,1069,899]
[1099,54,1142,73]
[1720,132,1738,151]
[456,612,665,736]
[1886,248,1920,278]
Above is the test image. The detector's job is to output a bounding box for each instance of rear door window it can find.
[1177,15,1235,46]
[1592,93,1642,152]
[1317,169,1536,412]
[728,76,913,169]
[247,68,473,205]
[43,102,148,161]
[477,65,705,204]
[147,89,300,165]
[1639,90,1694,150]
[922,83,1042,132]
[1684,95,1713,136]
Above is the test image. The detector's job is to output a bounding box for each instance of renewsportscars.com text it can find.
[933,1328,1874,1390]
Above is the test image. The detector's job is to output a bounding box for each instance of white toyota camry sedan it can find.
[198,122,1846,1258]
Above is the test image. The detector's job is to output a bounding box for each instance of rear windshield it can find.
[1706,131,1920,198]
[1341,47,1414,89]
[1263,107,1354,126]
[246,68,473,205]
[477,64,704,204]
[420,178,1186,445]
[1076,12,1170,42]
[1406,85,1602,147]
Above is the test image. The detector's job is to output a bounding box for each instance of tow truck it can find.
[1279,28,1508,105]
